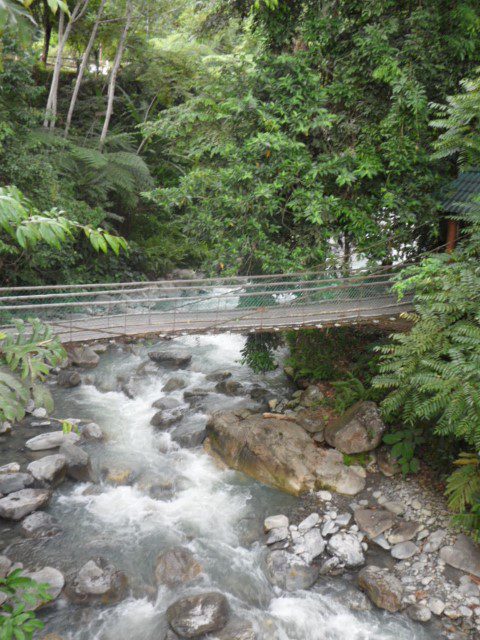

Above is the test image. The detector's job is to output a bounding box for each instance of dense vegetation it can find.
[1,0,480,547]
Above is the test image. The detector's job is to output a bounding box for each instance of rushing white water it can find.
[6,333,441,639]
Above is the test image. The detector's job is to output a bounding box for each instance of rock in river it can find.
[324,401,385,454]
[214,618,256,640]
[206,412,365,496]
[148,350,192,368]
[69,346,100,369]
[0,488,51,520]
[327,532,365,568]
[25,567,65,609]
[57,369,82,388]
[66,558,128,605]
[0,472,33,495]
[265,550,319,591]
[25,431,80,451]
[358,565,403,612]
[59,442,93,482]
[167,592,230,638]
[155,547,202,588]
[27,454,67,486]
[21,511,60,538]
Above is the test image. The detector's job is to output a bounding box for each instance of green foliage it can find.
[240,332,281,373]
[383,428,425,475]
[331,375,381,414]
[445,453,480,541]
[285,327,381,382]
[0,319,65,423]
[0,568,53,639]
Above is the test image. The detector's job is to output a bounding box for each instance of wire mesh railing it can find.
[0,265,412,342]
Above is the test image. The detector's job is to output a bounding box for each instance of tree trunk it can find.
[64,0,107,137]
[43,0,90,130]
[41,0,52,64]
[99,2,133,151]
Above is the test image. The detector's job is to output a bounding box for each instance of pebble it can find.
[391,542,418,560]
[411,499,422,510]
[298,513,320,532]
[317,491,332,502]
[264,515,289,531]
[428,598,445,615]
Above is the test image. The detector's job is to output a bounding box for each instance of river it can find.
[2,333,440,639]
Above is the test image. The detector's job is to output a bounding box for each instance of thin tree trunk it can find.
[99,2,133,151]
[64,0,107,137]
[43,0,90,130]
[42,0,52,64]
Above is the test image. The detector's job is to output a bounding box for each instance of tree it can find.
[0,184,127,425]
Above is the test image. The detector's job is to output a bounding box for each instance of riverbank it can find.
[0,334,478,639]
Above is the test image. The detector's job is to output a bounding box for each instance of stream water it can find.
[2,333,441,639]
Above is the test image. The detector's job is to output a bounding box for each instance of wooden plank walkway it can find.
[42,295,413,344]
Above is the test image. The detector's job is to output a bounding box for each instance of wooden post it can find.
[446,219,458,253]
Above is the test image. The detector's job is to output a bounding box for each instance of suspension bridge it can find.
[0,264,415,344]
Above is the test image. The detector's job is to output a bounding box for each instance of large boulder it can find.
[214,380,245,397]
[358,566,403,612]
[324,401,385,454]
[205,412,365,496]
[25,567,64,609]
[66,558,128,605]
[0,488,51,520]
[155,547,202,588]
[27,455,67,486]
[265,550,319,591]
[148,350,192,368]
[0,473,34,495]
[69,346,100,369]
[439,534,480,578]
[167,592,230,638]
[327,532,365,568]
[59,442,93,482]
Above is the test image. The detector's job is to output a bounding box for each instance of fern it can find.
[446,454,480,541]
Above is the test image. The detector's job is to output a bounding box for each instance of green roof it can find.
[442,170,480,214]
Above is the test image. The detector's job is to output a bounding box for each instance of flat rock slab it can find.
[167,592,230,638]
[206,411,365,497]
[391,541,418,560]
[440,535,480,578]
[0,488,51,520]
[21,512,60,538]
[354,509,397,539]
[27,455,67,485]
[25,431,80,451]
[386,520,421,545]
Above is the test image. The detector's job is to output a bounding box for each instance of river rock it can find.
[407,604,432,623]
[66,558,128,605]
[57,369,82,388]
[163,377,187,392]
[354,509,396,539]
[327,532,365,568]
[167,592,229,638]
[299,385,324,407]
[103,466,136,486]
[21,512,60,538]
[386,520,421,545]
[215,379,245,396]
[0,556,12,578]
[206,370,232,382]
[184,388,210,404]
[0,463,20,474]
[0,421,12,434]
[148,350,192,368]
[27,455,67,486]
[423,529,447,553]
[299,528,326,563]
[439,534,480,578]
[81,422,104,440]
[0,473,34,495]
[155,547,202,588]
[324,401,385,454]
[391,541,418,560]
[295,410,324,435]
[69,346,100,369]
[265,550,319,591]
[25,431,80,451]
[358,566,403,612]
[0,488,51,520]
[25,567,65,608]
[298,513,320,532]
[152,397,182,411]
[214,618,256,640]
[264,515,289,531]
[206,412,365,496]
[59,442,93,482]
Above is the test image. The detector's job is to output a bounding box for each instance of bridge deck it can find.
[42,296,412,343]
